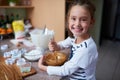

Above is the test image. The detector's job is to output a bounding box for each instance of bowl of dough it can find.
[43,51,68,66]
[23,49,43,61]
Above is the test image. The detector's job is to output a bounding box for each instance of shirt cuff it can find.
[47,66,61,75]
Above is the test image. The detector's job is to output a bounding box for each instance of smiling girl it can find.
[38,0,98,80]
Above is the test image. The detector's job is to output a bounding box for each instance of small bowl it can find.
[19,62,31,73]
[43,51,68,66]
[23,50,43,61]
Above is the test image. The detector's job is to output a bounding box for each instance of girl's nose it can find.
[75,20,80,26]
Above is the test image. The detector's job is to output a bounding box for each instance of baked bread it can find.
[43,51,68,66]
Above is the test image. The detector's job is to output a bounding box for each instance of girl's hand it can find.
[48,38,60,51]
[38,56,47,71]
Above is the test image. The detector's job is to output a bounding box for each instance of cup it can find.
[19,62,31,73]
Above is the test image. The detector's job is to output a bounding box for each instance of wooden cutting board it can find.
[0,56,36,78]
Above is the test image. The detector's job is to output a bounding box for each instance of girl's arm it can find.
[38,56,47,71]
[48,37,72,51]
[48,38,61,51]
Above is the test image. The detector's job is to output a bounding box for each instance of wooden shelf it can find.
[66,0,73,3]
[0,6,34,9]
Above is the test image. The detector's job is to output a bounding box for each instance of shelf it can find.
[66,0,73,3]
[0,6,34,9]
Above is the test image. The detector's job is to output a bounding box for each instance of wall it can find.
[29,0,65,42]
[90,0,103,46]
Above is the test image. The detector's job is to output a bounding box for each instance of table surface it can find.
[0,39,61,80]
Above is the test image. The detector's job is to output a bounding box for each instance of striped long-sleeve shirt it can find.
[47,37,98,80]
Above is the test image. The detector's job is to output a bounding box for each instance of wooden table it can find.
[0,39,61,80]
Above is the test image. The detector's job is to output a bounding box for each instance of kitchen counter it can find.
[0,39,61,80]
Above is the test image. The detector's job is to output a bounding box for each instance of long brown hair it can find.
[66,0,96,38]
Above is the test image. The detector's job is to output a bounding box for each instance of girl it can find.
[38,0,98,80]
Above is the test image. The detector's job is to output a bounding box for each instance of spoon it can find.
[43,25,46,34]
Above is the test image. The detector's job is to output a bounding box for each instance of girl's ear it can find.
[90,18,95,25]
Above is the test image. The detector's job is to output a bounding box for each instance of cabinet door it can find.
[115,16,120,39]
[115,1,120,39]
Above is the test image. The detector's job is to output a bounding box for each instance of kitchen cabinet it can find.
[0,0,31,6]
[0,6,34,9]
[0,0,34,19]
[0,0,34,40]
[0,6,34,19]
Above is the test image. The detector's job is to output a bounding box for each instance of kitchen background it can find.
[0,0,120,80]
[0,0,103,46]
[1,0,120,45]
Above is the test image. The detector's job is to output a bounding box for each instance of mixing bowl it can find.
[43,51,68,66]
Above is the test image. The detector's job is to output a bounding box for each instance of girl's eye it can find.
[81,18,88,22]
[71,17,76,21]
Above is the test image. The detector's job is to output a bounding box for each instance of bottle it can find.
[6,15,10,24]
[16,14,20,20]
[6,15,12,29]
[0,15,2,27]
[10,13,14,24]
[1,15,6,28]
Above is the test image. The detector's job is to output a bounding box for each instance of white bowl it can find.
[23,49,43,61]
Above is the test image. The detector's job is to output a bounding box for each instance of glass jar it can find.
[22,0,31,6]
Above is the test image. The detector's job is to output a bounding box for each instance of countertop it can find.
[0,39,61,80]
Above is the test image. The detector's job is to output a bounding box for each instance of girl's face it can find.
[68,5,93,37]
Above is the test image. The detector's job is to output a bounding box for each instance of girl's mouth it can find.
[71,26,83,32]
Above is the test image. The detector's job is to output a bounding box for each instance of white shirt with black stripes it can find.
[47,37,98,80]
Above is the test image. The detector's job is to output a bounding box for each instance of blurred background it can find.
[0,0,120,80]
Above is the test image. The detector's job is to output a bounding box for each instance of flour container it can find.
[30,28,54,50]
[12,20,25,39]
